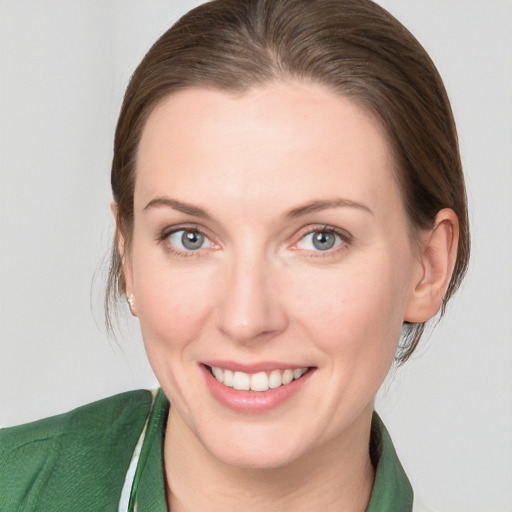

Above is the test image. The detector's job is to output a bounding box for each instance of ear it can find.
[111,201,137,316]
[404,208,459,323]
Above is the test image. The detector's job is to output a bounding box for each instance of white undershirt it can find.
[118,419,149,512]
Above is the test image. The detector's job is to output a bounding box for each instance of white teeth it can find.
[233,371,250,390]
[211,366,224,383]
[281,369,293,385]
[210,366,309,392]
[293,368,306,379]
[268,369,282,389]
[223,369,234,387]
[250,372,269,391]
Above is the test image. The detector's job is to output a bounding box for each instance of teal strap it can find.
[128,389,167,512]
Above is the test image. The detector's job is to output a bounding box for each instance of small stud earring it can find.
[127,295,136,316]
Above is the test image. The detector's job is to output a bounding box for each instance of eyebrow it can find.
[143,197,210,218]
[284,198,373,218]
[143,196,373,219]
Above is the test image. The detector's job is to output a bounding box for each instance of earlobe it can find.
[124,267,137,317]
[111,201,137,315]
[404,208,459,323]
[127,294,137,317]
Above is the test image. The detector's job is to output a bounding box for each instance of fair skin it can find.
[120,82,458,511]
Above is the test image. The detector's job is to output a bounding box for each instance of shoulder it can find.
[0,390,153,511]
[0,389,152,444]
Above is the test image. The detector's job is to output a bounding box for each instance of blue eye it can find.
[297,230,343,251]
[168,229,213,251]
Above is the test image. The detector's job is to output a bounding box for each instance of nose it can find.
[216,254,288,345]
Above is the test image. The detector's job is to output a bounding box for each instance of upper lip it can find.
[201,360,312,373]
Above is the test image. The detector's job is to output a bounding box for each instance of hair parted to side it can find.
[107,0,470,363]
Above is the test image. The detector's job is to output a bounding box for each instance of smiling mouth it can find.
[207,365,310,392]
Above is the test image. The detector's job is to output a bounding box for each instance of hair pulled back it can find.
[107,0,470,363]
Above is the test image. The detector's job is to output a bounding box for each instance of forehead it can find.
[135,82,402,217]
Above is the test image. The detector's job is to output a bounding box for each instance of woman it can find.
[0,0,469,510]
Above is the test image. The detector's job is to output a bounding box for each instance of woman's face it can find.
[126,82,424,468]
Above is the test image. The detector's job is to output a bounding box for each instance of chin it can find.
[196,421,314,470]
[211,443,303,470]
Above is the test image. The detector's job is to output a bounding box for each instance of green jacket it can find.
[0,389,413,511]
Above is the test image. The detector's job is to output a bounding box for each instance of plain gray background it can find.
[1,1,511,511]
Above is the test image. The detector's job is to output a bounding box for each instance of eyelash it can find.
[157,224,351,258]
[157,224,214,258]
[292,225,350,257]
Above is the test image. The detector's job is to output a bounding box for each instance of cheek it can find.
[132,254,218,354]
[286,256,411,361]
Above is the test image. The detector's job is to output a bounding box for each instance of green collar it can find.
[367,412,414,511]
[128,389,169,511]
[130,389,413,511]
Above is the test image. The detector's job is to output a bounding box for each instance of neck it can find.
[163,407,375,512]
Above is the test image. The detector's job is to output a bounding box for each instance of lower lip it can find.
[201,365,314,414]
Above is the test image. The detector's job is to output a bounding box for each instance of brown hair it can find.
[107,0,470,363]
